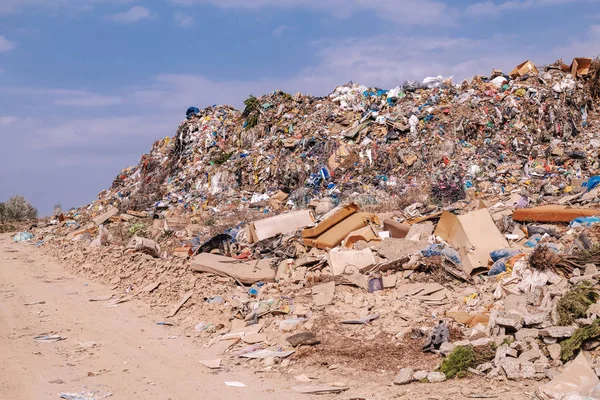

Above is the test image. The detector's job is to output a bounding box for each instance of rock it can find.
[394,368,414,385]
[500,359,536,380]
[477,362,493,373]
[506,348,518,358]
[427,372,446,383]
[382,275,397,289]
[534,361,550,373]
[519,348,542,363]
[470,337,494,347]
[406,222,434,241]
[515,328,540,341]
[264,357,275,367]
[439,341,455,356]
[573,268,581,277]
[496,314,523,330]
[500,359,521,379]
[504,295,527,312]
[540,326,577,338]
[523,312,548,326]
[413,370,428,380]
[287,332,320,347]
[520,361,537,379]
[585,263,598,276]
[547,344,561,361]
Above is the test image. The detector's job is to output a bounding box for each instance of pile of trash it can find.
[27,56,600,398]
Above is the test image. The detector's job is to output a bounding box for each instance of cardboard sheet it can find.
[303,212,379,250]
[434,209,508,276]
[249,210,314,243]
[191,253,276,284]
[302,203,359,239]
[327,248,375,275]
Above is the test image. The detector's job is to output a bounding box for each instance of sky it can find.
[1,0,599,215]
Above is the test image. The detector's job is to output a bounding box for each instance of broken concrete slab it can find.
[537,352,600,399]
[191,253,276,285]
[382,274,397,289]
[406,221,434,241]
[516,329,540,341]
[242,333,267,344]
[374,238,428,261]
[312,281,335,306]
[540,326,577,338]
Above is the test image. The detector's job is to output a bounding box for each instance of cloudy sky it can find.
[1,0,599,215]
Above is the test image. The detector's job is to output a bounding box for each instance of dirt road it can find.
[0,233,540,400]
[0,234,305,400]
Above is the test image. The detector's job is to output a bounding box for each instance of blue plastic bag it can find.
[488,257,509,276]
[421,244,461,265]
[570,216,600,228]
[13,232,34,242]
[584,176,600,192]
[186,106,199,119]
[524,234,543,248]
[490,248,521,262]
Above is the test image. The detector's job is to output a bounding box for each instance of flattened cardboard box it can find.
[434,208,508,276]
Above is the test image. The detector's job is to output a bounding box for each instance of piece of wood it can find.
[292,385,349,394]
[141,282,160,293]
[513,205,600,223]
[167,291,192,318]
[93,208,118,226]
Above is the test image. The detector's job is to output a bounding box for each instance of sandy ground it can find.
[0,233,539,400]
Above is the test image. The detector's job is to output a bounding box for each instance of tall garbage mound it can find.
[100,58,599,216]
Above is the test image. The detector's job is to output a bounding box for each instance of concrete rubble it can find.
[24,57,600,392]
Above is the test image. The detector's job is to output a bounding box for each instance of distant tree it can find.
[4,195,38,221]
[0,203,5,223]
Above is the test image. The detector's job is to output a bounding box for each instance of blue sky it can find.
[0,0,599,215]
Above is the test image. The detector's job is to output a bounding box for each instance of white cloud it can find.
[174,11,194,27]
[170,0,457,25]
[108,5,152,23]
[552,24,600,58]
[466,0,586,16]
[0,0,136,15]
[0,116,18,127]
[272,25,288,37]
[2,87,124,107]
[0,35,16,53]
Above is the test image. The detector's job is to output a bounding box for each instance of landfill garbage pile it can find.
[26,57,600,397]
